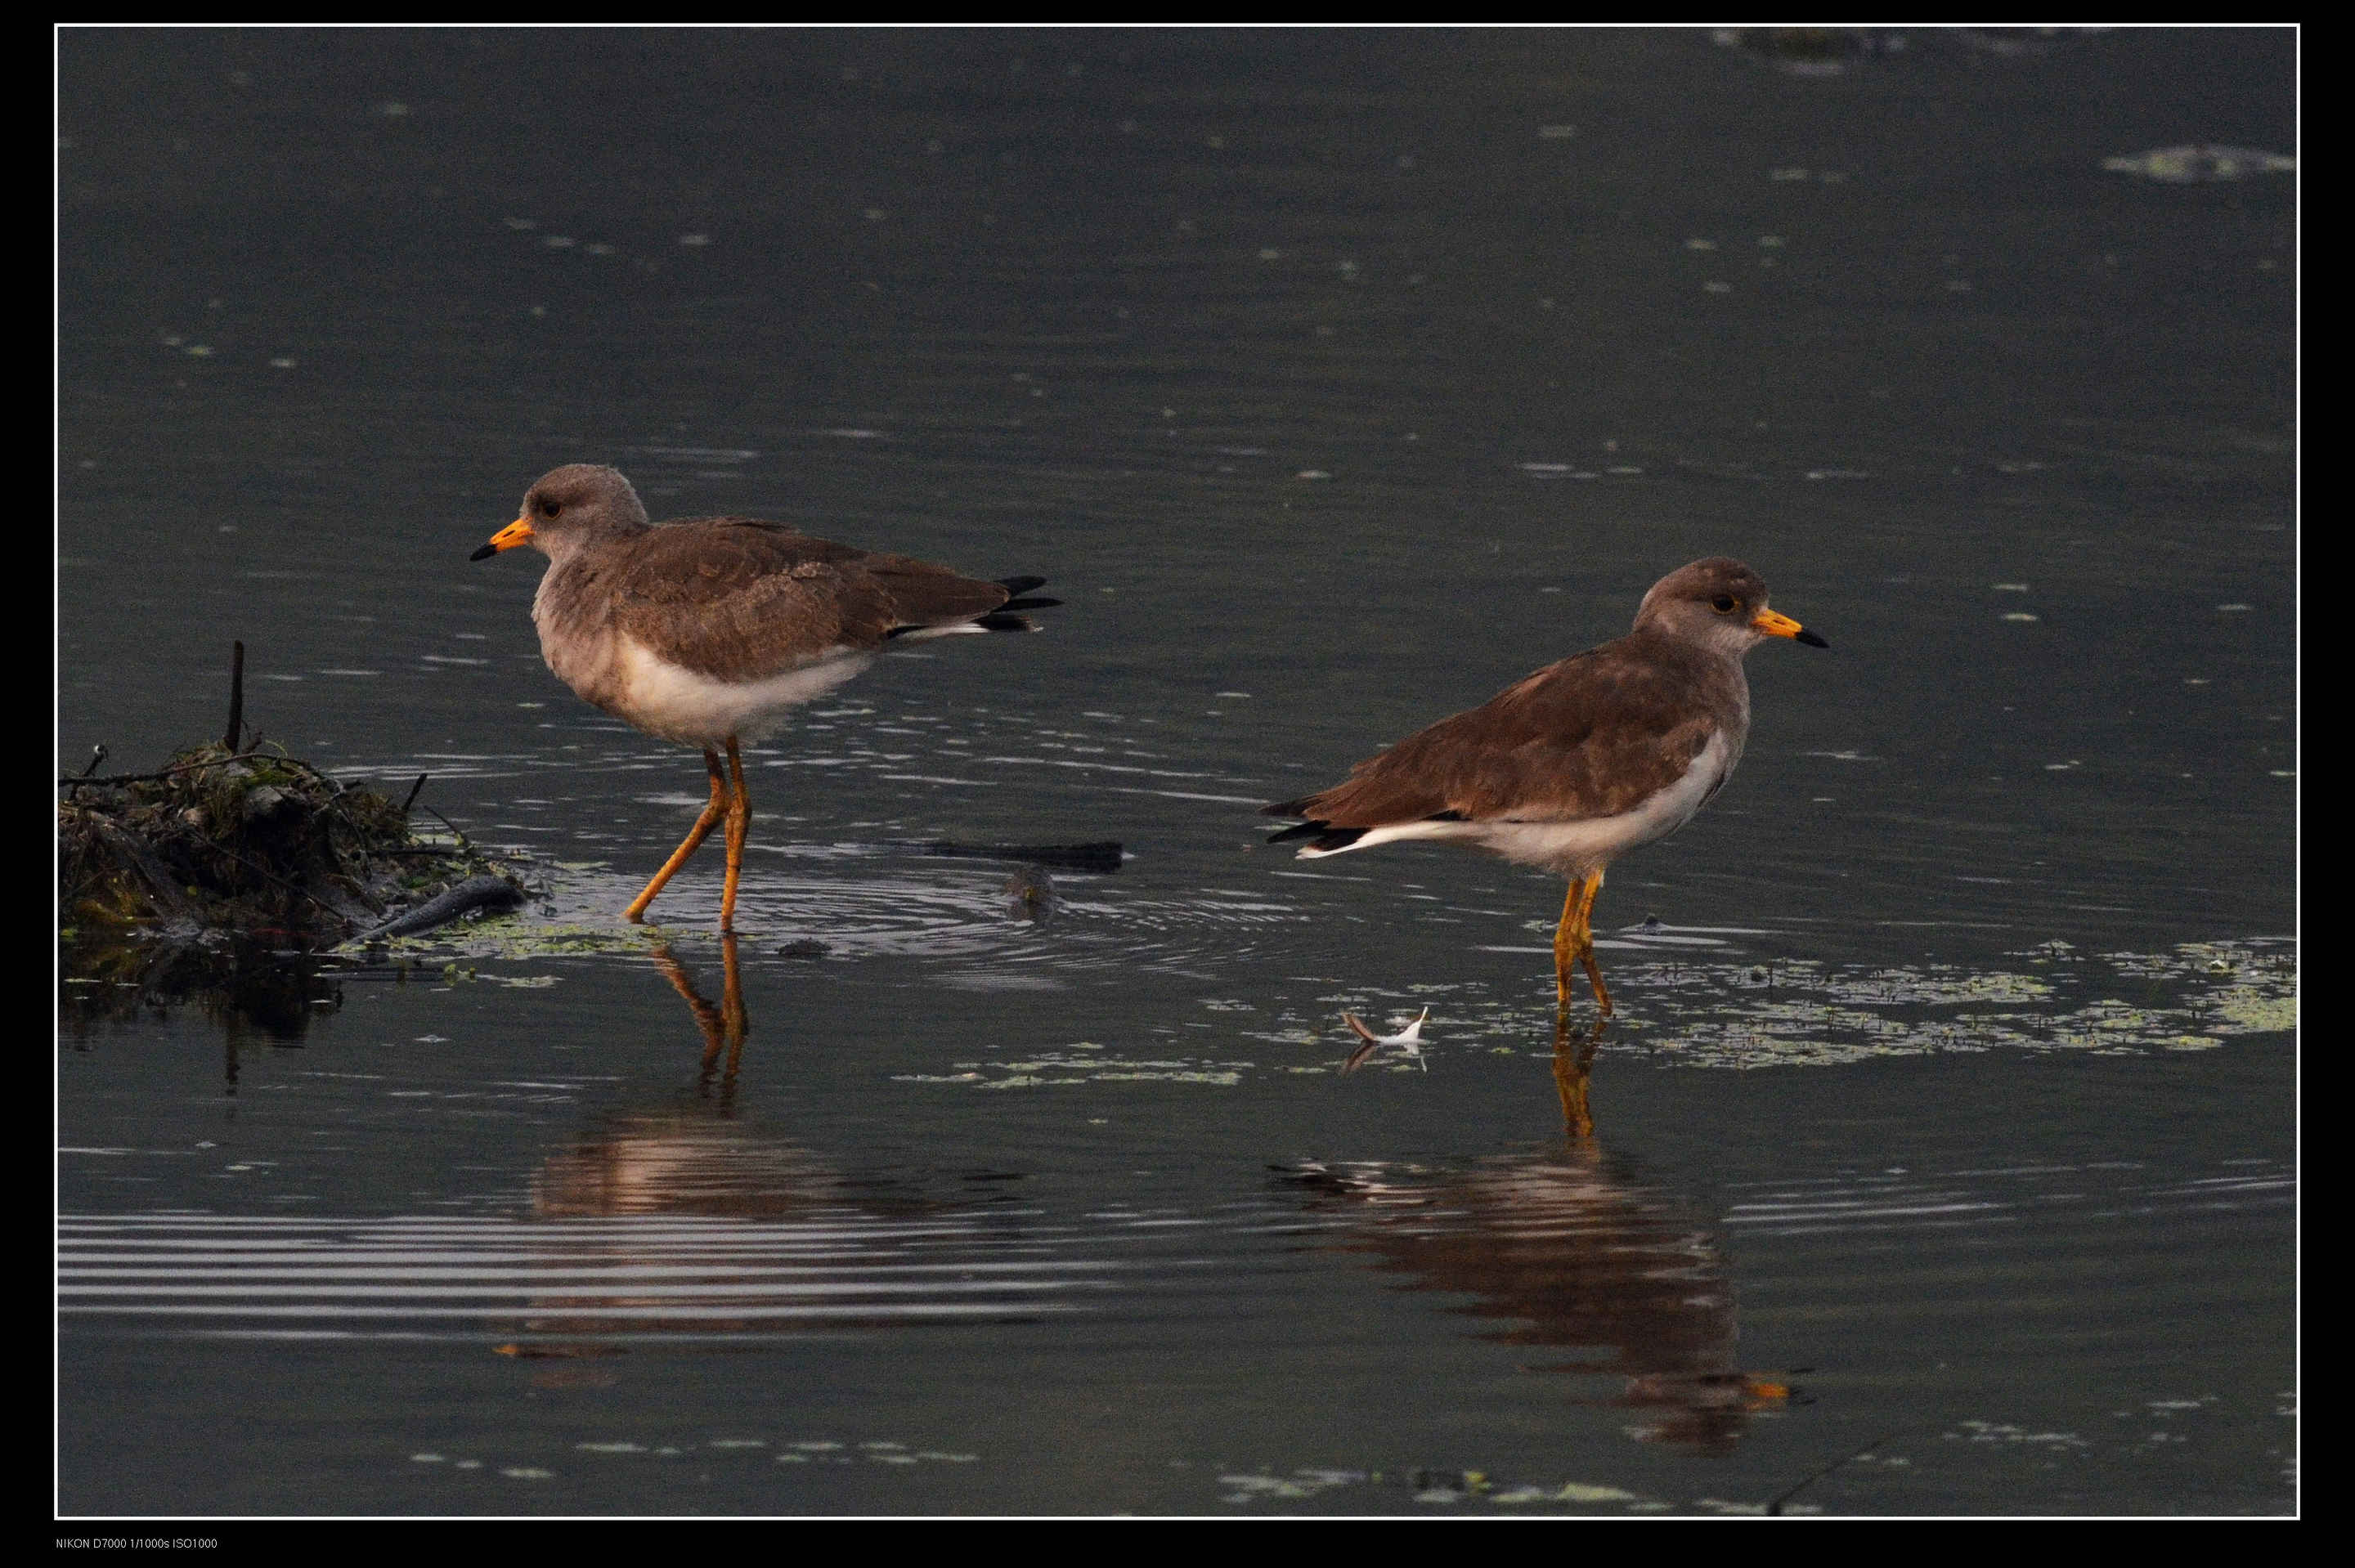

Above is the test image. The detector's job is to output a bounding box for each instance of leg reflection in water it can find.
[1553,1010,1606,1140]
[650,934,747,1091]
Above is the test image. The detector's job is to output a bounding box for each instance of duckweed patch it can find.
[1601,939,2291,1068]
[877,939,2290,1091]
[1218,939,2294,1080]
[897,1048,1249,1090]
[1213,1463,1666,1512]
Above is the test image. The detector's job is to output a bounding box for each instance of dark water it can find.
[59,28,2294,1516]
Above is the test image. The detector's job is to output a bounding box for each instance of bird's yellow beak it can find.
[1752,607,1830,648]
[469,517,535,562]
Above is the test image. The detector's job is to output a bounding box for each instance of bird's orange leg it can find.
[719,737,749,934]
[1552,871,1614,1015]
[1553,880,1583,1007]
[1577,869,1613,1016]
[624,748,729,924]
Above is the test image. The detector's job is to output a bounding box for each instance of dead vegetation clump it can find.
[60,741,529,1033]
[58,741,447,940]
[61,646,532,1032]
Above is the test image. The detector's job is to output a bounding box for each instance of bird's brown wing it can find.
[608,519,1008,682]
[1275,643,1725,827]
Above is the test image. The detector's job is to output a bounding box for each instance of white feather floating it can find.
[1340,1006,1431,1073]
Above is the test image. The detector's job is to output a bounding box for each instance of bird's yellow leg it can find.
[1553,880,1582,1006]
[624,748,729,923]
[1577,869,1613,1016]
[719,737,749,934]
[1553,871,1613,1014]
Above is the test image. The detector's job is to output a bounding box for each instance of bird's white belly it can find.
[612,636,876,746]
[1306,729,1734,877]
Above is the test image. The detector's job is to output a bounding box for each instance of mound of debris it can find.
[63,742,435,937]
[59,646,529,1033]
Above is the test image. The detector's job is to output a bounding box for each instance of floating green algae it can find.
[1607,938,2293,1069]
[364,915,668,964]
[870,937,2294,1091]
[1223,938,2294,1080]
[899,1048,1251,1090]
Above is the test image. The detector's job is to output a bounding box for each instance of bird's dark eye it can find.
[541,499,563,518]
[1711,594,1737,612]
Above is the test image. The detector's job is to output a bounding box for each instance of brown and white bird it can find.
[471,464,1056,931]
[1264,558,1826,1014]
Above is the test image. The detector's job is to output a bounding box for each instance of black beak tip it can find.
[468,543,499,562]
[1797,629,1830,649]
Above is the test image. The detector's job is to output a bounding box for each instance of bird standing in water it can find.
[1266,558,1827,1014]
[473,464,1056,931]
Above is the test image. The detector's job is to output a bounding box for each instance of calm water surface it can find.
[59,28,2294,1516]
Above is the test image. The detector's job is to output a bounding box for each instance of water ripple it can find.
[58,1212,1119,1335]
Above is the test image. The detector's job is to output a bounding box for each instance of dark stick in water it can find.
[347,876,524,944]
[907,840,1124,873]
[224,642,244,752]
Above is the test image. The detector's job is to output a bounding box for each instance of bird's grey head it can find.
[470,464,651,562]
[1634,557,1829,656]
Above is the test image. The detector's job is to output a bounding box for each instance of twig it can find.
[419,806,473,853]
[78,744,108,778]
[401,773,428,817]
[61,748,325,789]
[1765,1432,1898,1516]
[224,641,245,751]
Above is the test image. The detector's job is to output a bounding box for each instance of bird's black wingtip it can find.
[1264,815,1366,853]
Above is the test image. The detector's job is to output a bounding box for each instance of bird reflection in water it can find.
[491,936,959,1361]
[1284,1017,1793,1453]
[530,934,943,1227]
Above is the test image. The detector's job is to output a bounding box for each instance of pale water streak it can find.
[1720,1158,2294,1238]
[59,1213,1120,1331]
